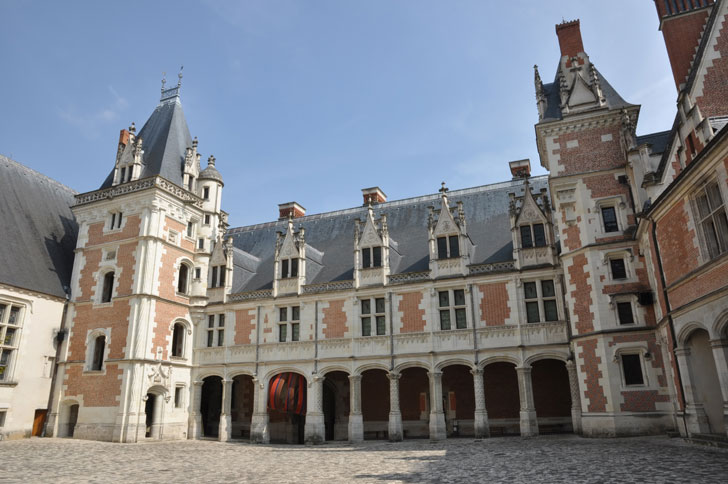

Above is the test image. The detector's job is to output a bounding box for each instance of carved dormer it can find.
[207,236,234,303]
[112,123,143,186]
[428,183,472,278]
[183,137,202,192]
[354,204,391,288]
[274,217,306,296]
[508,164,557,269]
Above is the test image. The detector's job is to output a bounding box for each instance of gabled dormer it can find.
[508,160,558,270]
[354,204,391,287]
[183,137,202,192]
[274,217,306,296]
[207,236,233,303]
[112,123,143,186]
[428,183,472,278]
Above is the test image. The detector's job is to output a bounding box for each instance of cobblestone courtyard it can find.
[2,435,727,483]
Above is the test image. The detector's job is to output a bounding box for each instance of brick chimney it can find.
[509,159,531,179]
[278,202,306,220]
[361,187,387,205]
[555,19,584,58]
[653,0,714,90]
[118,129,130,146]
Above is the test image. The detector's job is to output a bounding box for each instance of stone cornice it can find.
[74,176,203,209]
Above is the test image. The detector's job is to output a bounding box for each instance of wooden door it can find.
[32,409,47,436]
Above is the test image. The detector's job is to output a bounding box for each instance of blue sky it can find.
[0,1,675,227]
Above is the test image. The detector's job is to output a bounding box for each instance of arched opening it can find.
[91,335,105,371]
[686,329,725,434]
[200,376,222,438]
[177,264,190,294]
[361,369,389,440]
[322,371,349,441]
[441,365,475,437]
[531,359,572,434]
[144,392,164,439]
[399,366,429,439]
[171,323,185,358]
[483,362,519,435]
[268,372,307,444]
[101,271,114,303]
[231,374,254,440]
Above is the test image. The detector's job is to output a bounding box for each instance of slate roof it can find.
[100,95,193,189]
[0,155,78,298]
[226,177,548,293]
[636,130,671,155]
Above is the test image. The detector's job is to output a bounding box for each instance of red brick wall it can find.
[553,126,623,176]
[150,301,188,360]
[163,216,195,252]
[64,364,123,407]
[69,301,130,360]
[235,309,256,345]
[656,201,700,286]
[158,244,194,304]
[562,212,582,251]
[568,254,594,334]
[87,215,141,246]
[662,9,711,89]
[577,338,607,412]
[399,292,426,333]
[77,249,102,301]
[669,257,728,309]
[478,283,510,326]
[322,300,347,339]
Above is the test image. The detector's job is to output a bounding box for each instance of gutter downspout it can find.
[42,291,70,437]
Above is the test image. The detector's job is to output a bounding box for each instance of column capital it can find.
[348,374,362,382]
[516,365,532,373]
[470,368,483,376]
[428,370,443,379]
[388,371,401,381]
[674,347,691,357]
[193,380,204,386]
[709,339,728,349]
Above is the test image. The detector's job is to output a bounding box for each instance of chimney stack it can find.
[555,19,584,58]
[509,159,531,179]
[118,129,130,147]
[278,202,306,220]
[361,187,387,205]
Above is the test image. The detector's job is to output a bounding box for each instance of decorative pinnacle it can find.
[177,66,184,87]
[192,136,198,148]
[208,155,216,167]
[129,122,136,134]
[161,72,166,92]
[439,182,449,194]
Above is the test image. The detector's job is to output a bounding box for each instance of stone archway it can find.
[58,401,79,438]
[361,369,390,440]
[200,376,222,438]
[441,365,475,437]
[268,372,307,444]
[483,362,520,435]
[686,329,725,434]
[399,367,430,439]
[531,359,572,434]
[231,374,255,440]
[322,371,350,441]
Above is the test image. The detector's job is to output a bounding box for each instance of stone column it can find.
[304,374,325,444]
[219,379,233,442]
[471,368,490,438]
[565,361,583,434]
[428,371,447,440]
[388,372,403,441]
[675,348,711,434]
[516,366,538,437]
[348,374,364,442]
[250,377,270,443]
[710,339,728,437]
[188,381,204,440]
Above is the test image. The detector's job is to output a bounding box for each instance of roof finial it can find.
[192,136,198,149]
[129,122,136,134]
[439,181,449,194]
[177,66,184,88]
[161,72,166,93]
[208,155,216,167]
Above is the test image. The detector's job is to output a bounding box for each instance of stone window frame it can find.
[202,185,211,201]
[175,258,194,297]
[360,246,383,269]
[279,257,300,279]
[84,328,111,374]
[94,264,119,307]
[115,163,134,185]
[519,222,548,249]
[688,175,728,264]
[436,234,461,260]
[609,294,640,327]
[359,296,386,336]
[595,196,627,235]
[106,210,125,233]
[185,219,198,241]
[521,278,560,324]
[209,265,227,288]
[205,314,226,348]
[170,319,191,360]
[203,214,211,226]
[278,305,301,342]
[613,345,651,388]
[602,249,634,282]
[174,384,185,409]
[436,287,468,330]
[0,297,28,384]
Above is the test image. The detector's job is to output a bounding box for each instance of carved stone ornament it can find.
[148,361,172,388]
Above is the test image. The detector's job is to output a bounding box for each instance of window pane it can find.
[4,328,16,346]
[9,307,19,324]
[376,316,386,335]
[617,302,634,325]
[211,266,218,287]
[454,289,465,306]
[526,301,540,323]
[292,306,300,321]
[455,308,467,329]
[362,248,371,268]
[281,259,289,278]
[375,298,385,314]
[520,226,533,248]
[218,314,225,327]
[361,317,371,336]
[291,323,300,341]
[524,282,537,300]
[361,299,371,315]
[291,258,299,277]
[279,325,287,342]
[715,209,728,254]
[208,315,215,328]
[438,291,449,308]
[706,182,722,210]
[279,307,287,322]
[449,235,460,258]
[373,246,382,267]
[703,219,721,258]
[533,224,546,247]
[437,237,448,259]
[217,329,224,346]
[622,354,644,385]
[544,300,558,321]
[440,310,451,330]
[0,304,5,321]
[541,280,555,298]
[610,259,627,279]
[219,267,225,286]
[602,207,618,232]
[207,331,214,347]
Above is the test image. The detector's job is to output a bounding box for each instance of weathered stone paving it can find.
[2,435,727,483]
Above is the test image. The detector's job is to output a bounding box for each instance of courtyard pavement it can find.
[2,435,727,483]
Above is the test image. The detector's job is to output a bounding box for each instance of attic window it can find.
[362,247,382,268]
[520,224,546,248]
[437,236,459,259]
[281,258,299,279]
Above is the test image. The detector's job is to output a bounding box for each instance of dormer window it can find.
[362,247,382,268]
[520,224,546,248]
[437,235,459,259]
[281,258,299,278]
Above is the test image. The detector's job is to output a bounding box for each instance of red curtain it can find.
[268,372,307,415]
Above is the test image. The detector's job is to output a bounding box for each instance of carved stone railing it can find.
[388,271,431,285]
[74,176,203,208]
[468,261,515,275]
[302,280,354,294]
[228,289,273,302]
